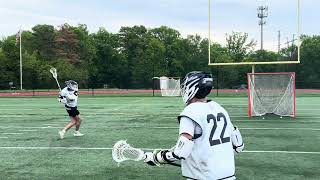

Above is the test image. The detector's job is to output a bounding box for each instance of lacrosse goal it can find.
[159,76,181,96]
[247,72,296,117]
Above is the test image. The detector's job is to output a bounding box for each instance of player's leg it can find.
[59,118,77,139]
[75,115,81,131]
[72,108,84,137]
[73,115,84,137]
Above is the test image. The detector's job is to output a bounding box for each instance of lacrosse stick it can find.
[112,140,181,167]
[112,140,146,163]
[50,67,61,91]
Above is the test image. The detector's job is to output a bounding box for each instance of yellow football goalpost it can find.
[207,0,301,72]
[207,0,300,117]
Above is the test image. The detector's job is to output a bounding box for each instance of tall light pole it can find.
[257,6,268,50]
[16,28,23,90]
[208,0,211,65]
[278,30,281,53]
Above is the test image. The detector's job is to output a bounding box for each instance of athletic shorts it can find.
[65,106,80,117]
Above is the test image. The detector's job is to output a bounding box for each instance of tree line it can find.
[0,24,319,89]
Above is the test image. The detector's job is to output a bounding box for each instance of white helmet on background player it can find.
[65,80,78,91]
[181,71,213,105]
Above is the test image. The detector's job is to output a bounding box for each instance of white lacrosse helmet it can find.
[65,80,78,91]
[181,71,213,105]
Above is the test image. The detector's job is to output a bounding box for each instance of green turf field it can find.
[0,96,319,180]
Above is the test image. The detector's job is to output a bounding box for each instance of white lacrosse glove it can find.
[144,149,179,166]
[144,151,159,166]
[58,95,67,104]
[144,149,168,166]
[231,126,244,153]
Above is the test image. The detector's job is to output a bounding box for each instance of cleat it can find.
[74,131,84,137]
[59,130,65,139]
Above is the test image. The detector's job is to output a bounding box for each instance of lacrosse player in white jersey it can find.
[58,80,84,139]
[144,71,244,180]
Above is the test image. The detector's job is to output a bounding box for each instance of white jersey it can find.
[60,87,78,108]
[178,101,236,180]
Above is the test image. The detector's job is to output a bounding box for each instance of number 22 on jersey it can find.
[207,113,230,146]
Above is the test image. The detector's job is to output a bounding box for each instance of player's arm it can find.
[58,89,67,104]
[144,117,195,166]
[231,126,244,153]
[226,111,244,154]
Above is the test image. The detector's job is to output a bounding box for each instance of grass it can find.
[0,96,319,179]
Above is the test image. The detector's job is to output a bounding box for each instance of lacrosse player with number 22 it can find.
[58,80,84,139]
[144,71,244,180]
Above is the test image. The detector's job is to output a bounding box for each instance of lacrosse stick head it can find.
[50,67,58,79]
[112,140,146,163]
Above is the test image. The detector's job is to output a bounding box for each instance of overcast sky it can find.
[0,0,318,51]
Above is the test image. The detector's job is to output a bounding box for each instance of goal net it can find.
[247,72,296,117]
[159,76,181,96]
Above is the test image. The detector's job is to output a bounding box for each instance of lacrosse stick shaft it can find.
[54,78,61,91]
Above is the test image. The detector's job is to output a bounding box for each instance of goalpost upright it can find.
[207,0,301,118]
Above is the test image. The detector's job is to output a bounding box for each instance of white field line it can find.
[0,126,59,129]
[0,114,140,118]
[77,119,320,124]
[1,107,320,111]
[3,117,320,123]
[1,126,320,131]
[240,127,320,131]
[0,146,319,154]
[136,118,320,123]
[52,119,320,124]
[0,113,127,117]
[1,103,318,107]
[42,124,60,126]
[230,116,319,119]
[18,129,38,132]
[0,111,320,120]
[242,151,320,154]
[2,133,23,135]
[63,117,320,122]
[0,114,168,118]
[0,100,318,106]
[232,120,320,123]
[230,116,320,119]
[3,114,319,118]
[119,126,320,131]
[1,113,320,120]
[0,147,114,150]
[153,127,320,131]
[149,127,320,131]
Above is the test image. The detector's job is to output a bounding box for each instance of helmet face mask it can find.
[65,80,78,91]
[181,77,199,105]
[181,71,213,105]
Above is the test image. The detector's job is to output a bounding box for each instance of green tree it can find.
[226,31,256,62]
[30,24,56,60]
[0,36,20,85]
[90,28,126,88]
[136,37,166,87]
[149,26,182,76]
[55,24,80,64]
[294,35,320,88]
[118,25,149,88]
